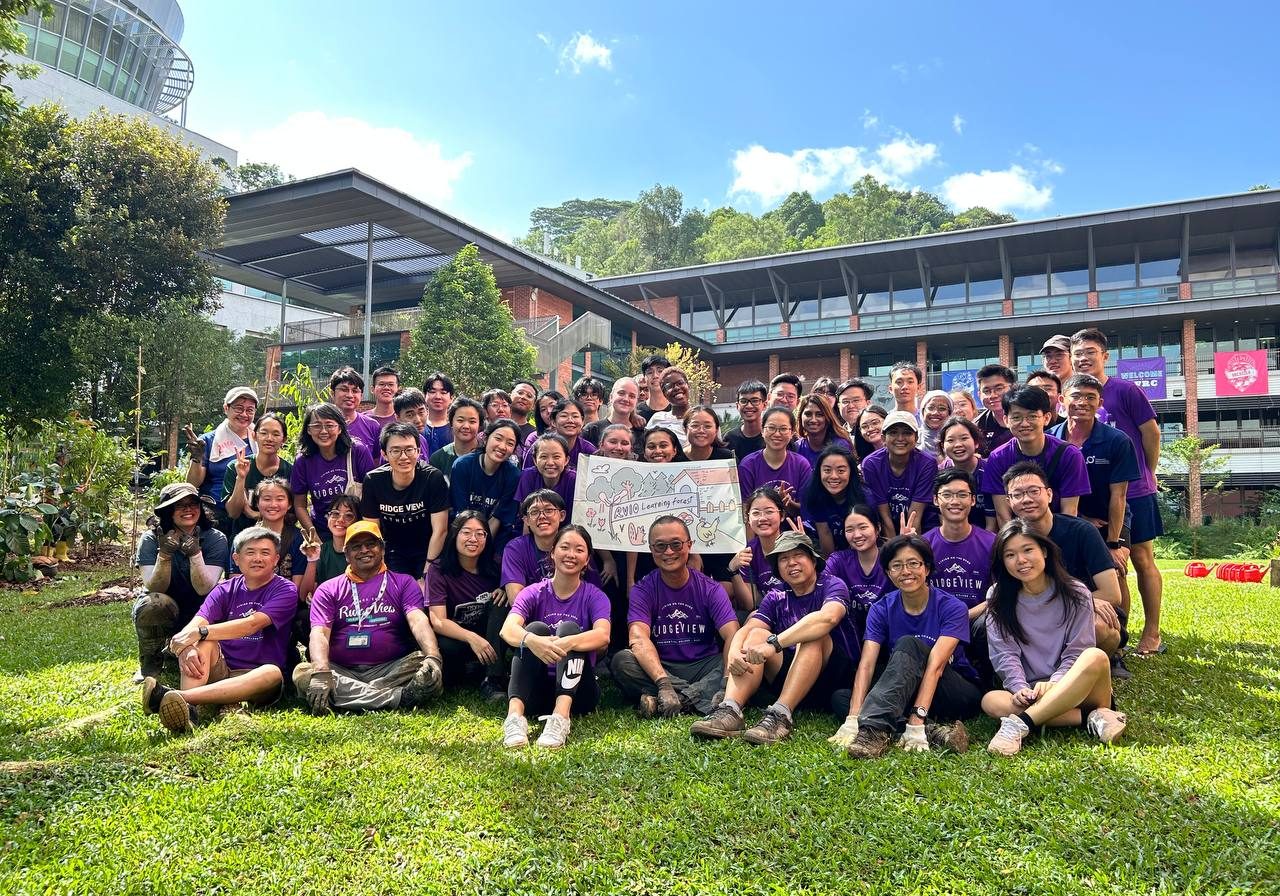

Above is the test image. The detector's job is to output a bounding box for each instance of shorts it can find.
[208,645,284,707]
[1093,522,1133,569]
[1126,493,1163,545]
[763,644,853,711]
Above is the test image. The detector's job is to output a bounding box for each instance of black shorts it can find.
[763,645,853,711]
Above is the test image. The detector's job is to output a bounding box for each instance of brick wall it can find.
[777,356,842,389]
[502,285,576,389]
[714,361,771,401]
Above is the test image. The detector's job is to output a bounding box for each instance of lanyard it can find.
[348,573,388,630]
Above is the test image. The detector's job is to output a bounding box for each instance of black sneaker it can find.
[479,678,508,704]
[743,708,794,746]
[141,677,166,715]
[690,704,745,739]
[846,727,893,759]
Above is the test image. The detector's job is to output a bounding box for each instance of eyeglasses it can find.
[748,510,780,520]
[526,507,560,519]
[937,491,972,501]
[838,398,861,407]
[763,425,791,435]
[888,559,925,573]
[687,422,716,432]
[1009,487,1046,501]
[326,510,358,521]
[650,539,690,554]
[308,423,340,433]
[1072,348,1102,359]
[173,500,201,511]
[738,397,764,406]
[385,446,419,458]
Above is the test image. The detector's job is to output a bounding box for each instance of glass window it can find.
[754,297,782,325]
[35,30,59,65]
[106,28,122,63]
[66,7,87,42]
[860,289,890,314]
[1011,257,1048,299]
[820,294,850,318]
[968,276,1003,304]
[790,298,819,321]
[689,308,717,331]
[97,59,116,88]
[57,40,81,74]
[1235,246,1278,277]
[1096,259,1136,290]
[88,17,107,51]
[1048,249,1089,294]
[16,21,35,55]
[892,276,926,310]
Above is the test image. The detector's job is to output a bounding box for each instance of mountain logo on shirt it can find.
[667,608,690,620]
[942,561,968,574]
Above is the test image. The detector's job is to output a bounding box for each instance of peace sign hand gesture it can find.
[234,447,251,479]
[183,424,205,462]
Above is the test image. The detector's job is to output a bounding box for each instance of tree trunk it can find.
[1187,453,1203,528]
[167,416,180,468]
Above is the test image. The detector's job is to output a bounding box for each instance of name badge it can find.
[346,632,371,649]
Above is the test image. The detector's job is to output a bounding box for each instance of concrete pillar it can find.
[1182,317,1202,527]
[1087,291,1100,309]
[584,351,592,377]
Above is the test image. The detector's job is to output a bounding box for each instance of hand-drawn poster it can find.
[571,455,747,553]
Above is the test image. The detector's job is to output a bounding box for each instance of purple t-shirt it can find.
[424,560,498,615]
[369,412,399,433]
[923,525,996,609]
[628,569,737,664]
[750,572,860,662]
[196,575,297,672]
[1101,376,1158,498]
[290,447,376,537]
[824,549,892,609]
[500,534,602,589]
[865,587,977,681]
[737,536,785,598]
[861,448,937,522]
[795,436,853,469]
[309,570,425,667]
[513,467,577,516]
[345,413,385,457]
[982,434,1091,511]
[521,435,596,470]
[511,579,611,671]
[737,450,812,503]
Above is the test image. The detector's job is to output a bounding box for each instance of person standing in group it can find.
[889,361,923,416]
[646,368,694,447]
[223,412,292,538]
[523,398,596,470]
[582,377,644,450]
[795,394,853,468]
[308,495,361,597]
[918,390,954,459]
[852,405,888,462]
[421,372,456,455]
[359,423,450,580]
[724,380,768,462]
[861,412,937,536]
[184,386,259,533]
[937,415,996,532]
[327,367,383,455]
[449,419,521,548]
[480,388,513,424]
[514,433,577,522]
[1070,327,1165,657]
[572,376,607,425]
[836,379,875,433]
[982,520,1128,756]
[637,354,671,421]
[427,397,484,483]
[509,380,540,443]
[1025,370,1066,428]
[768,373,803,411]
[948,390,979,421]
[391,387,433,456]
[684,406,735,462]
[289,402,375,540]
[1039,334,1074,385]
[367,366,402,432]
[737,407,811,517]
[974,364,1017,452]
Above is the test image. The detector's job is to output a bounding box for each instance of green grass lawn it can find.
[1,559,1277,895]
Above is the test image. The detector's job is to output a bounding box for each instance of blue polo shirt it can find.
[1049,420,1139,524]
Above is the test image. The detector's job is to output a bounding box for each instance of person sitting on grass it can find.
[424,511,504,699]
[292,521,444,715]
[500,525,612,749]
[141,526,297,734]
[132,483,228,682]
[835,534,979,759]
[611,516,740,718]
[691,530,858,746]
[982,519,1128,756]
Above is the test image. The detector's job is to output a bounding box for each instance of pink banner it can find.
[1215,350,1270,396]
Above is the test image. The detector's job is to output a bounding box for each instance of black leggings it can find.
[507,621,599,716]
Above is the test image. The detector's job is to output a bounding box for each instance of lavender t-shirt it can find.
[309,570,425,667]
[923,526,996,609]
[346,414,385,457]
[981,434,1091,510]
[751,572,860,662]
[511,579,611,671]
[290,446,376,538]
[196,575,297,671]
[861,447,937,524]
[424,560,498,615]
[500,534,602,589]
[864,587,977,681]
[513,467,577,516]
[824,549,892,609]
[1102,376,1158,498]
[628,569,736,664]
[737,450,812,502]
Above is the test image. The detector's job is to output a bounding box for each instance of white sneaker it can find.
[987,714,1030,756]
[1086,708,1128,744]
[535,714,571,749]
[502,713,529,748]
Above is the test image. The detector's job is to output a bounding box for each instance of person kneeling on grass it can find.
[292,520,444,714]
[611,516,740,718]
[982,519,1127,756]
[500,525,611,749]
[142,526,297,734]
[691,530,859,746]
[834,534,980,759]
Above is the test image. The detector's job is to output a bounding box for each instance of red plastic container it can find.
[1184,562,1211,578]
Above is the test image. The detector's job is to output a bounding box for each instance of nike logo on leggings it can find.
[560,657,585,689]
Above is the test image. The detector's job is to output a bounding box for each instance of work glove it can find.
[898,723,930,753]
[655,678,683,718]
[178,533,203,558]
[419,655,444,697]
[828,715,860,748]
[306,669,336,715]
[157,529,182,557]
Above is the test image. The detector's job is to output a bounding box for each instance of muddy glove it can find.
[157,529,182,557]
[898,722,929,753]
[178,533,202,558]
[655,677,683,717]
[419,655,444,697]
[828,715,860,748]
[306,669,335,715]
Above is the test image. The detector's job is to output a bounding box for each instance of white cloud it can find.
[535,32,551,46]
[952,113,965,135]
[730,135,937,205]
[862,109,879,129]
[941,165,1053,213]
[226,111,473,206]
[561,33,612,73]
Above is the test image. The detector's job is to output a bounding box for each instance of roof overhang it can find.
[206,169,705,350]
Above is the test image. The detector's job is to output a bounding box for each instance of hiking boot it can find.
[926,720,970,753]
[479,678,509,705]
[690,704,745,739]
[845,727,893,759]
[987,714,1030,756]
[1087,708,1127,744]
[743,708,793,746]
[158,690,195,734]
[637,694,658,719]
[141,677,164,715]
[536,714,571,749]
[503,713,529,748]
[1110,655,1133,681]
[399,675,433,710]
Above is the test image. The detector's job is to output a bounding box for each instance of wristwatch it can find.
[912,705,928,721]
[1106,539,1128,549]
[198,625,209,642]
[766,633,782,652]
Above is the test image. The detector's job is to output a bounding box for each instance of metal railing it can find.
[282,307,424,344]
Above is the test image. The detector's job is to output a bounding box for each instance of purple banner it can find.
[1116,356,1167,400]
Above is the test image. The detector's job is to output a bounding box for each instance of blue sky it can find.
[180,1,1280,241]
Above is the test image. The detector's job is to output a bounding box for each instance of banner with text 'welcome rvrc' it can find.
[571,455,747,553]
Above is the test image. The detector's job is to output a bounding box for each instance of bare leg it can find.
[180,666,283,706]
[775,637,831,710]
[1023,648,1113,726]
[552,694,573,720]
[982,688,1083,728]
[724,628,782,706]
[1130,541,1163,652]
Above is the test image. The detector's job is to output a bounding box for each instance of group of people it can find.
[135,325,1162,756]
